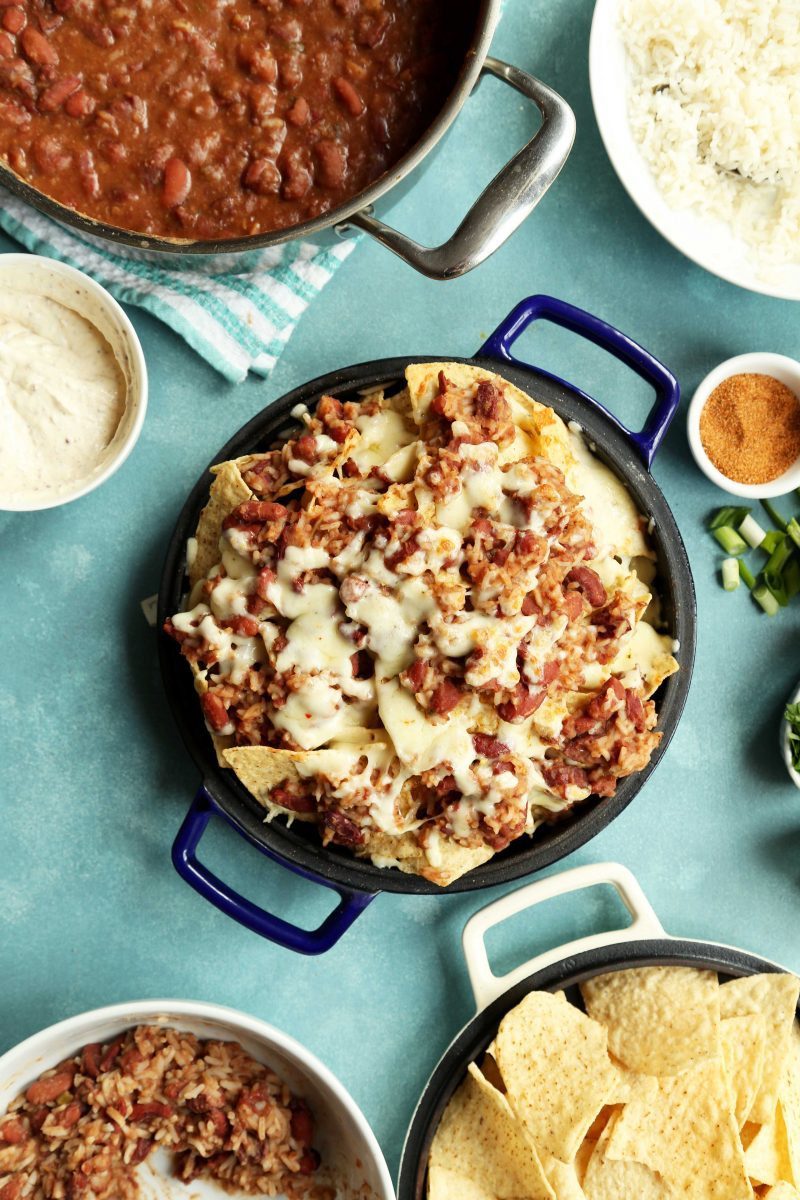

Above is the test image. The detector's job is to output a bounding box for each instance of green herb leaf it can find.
[784,702,800,772]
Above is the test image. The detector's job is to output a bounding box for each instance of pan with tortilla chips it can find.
[159,298,694,949]
[395,862,800,1200]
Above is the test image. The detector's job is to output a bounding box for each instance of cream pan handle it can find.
[462,862,667,1012]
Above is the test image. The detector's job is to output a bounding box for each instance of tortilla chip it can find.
[722,1014,767,1127]
[404,362,567,468]
[222,745,318,822]
[190,460,254,588]
[495,992,618,1162]
[580,966,720,1075]
[544,1158,586,1200]
[366,827,493,889]
[428,1063,555,1200]
[780,1021,800,1185]
[582,1110,674,1200]
[604,1058,751,1199]
[744,1108,794,1186]
[427,1165,496,1200]
[763,1185,800,1198]
[720,974,800,1125]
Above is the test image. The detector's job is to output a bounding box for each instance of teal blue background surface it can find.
[2,0,800,1183]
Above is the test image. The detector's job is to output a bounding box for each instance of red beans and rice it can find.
[0,1025,329,1200]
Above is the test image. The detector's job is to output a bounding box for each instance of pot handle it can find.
[337,58,575,280]
[478,294,681,468]
[462,862,667,1012]
[172,786,377,955]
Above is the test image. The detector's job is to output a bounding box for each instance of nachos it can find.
[164,364,678,886]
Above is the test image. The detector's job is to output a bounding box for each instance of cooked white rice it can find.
[619,0,800,264]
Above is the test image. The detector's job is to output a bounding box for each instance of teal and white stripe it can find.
[0,194,356,383]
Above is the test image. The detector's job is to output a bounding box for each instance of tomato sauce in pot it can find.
[0,0,473,240]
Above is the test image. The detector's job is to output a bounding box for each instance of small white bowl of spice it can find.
[687,352,800,499]
[0,254,147,512]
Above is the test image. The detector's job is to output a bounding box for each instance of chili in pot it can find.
[0,0,472,240]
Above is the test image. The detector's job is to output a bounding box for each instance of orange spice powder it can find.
[699,372,800,485]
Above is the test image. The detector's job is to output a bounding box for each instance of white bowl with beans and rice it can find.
[0,255,147,512]
[0,999,393,1200]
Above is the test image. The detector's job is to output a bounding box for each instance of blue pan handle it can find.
[172,786,376,955]
[478,295,680,468]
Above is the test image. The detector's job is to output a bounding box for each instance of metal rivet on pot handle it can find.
[462,862,668,1012]
[336,58,575,281]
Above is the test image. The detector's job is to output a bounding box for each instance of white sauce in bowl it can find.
[0,288,126,502]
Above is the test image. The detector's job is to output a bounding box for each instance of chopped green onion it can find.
[712,525,748,555]
[738,513,766,548]
[787,517,800,550]
[761,499,788,531]
[708,506,751,530]
[753,584,780,616]
[739,561,756,589]
[760,530,784,555]
[765,536,792,576]
[785,702,800,771]
[721,558,740,591]
[786,557,800,599]
[763,569,789,607]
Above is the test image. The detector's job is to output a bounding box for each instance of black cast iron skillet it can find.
[158,294,696,954]
[397,861,799,1200]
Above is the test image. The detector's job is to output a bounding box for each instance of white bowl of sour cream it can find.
[0,254,147,511]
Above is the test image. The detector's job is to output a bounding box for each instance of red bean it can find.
[431,679,462,716]
[64,88,94,117]
[322,811,364,847]
[39,74,80,111]
[162,156,191,206]
[314,138,347,188]
[332,75,364,117]
[243,156,280,195]
[290,1102,314,1145]
[201,692,230,732]
[473,733,510,759]
[625,689,646,732]
[21,26,58,65]
[565,566,607,609]
[238,40,277,83]
[223,500,287,529]
[80,1043,102,1079]
[0,1118,28,1144]
[0,30,14,56]
[299,1149,320,1175]
[26,1071,74,1104]
[281,158,311,201]
[285,95,309,126]
[60,1102,83,1127]
[33,133,72,171]
[130,1101,173,1121]
[2,8,24,33]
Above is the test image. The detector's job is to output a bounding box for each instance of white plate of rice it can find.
[589,0,800,300]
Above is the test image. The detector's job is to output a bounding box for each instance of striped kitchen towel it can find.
[0,193,357,384]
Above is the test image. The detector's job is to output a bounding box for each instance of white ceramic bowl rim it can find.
[589,0,800,301]
[0,253,148,513]
[0,998,395,1200]
[686,351,800,499]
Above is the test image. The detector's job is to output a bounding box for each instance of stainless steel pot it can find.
[0,1,575,279]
